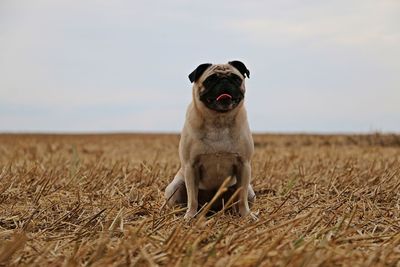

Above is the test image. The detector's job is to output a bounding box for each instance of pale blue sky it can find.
[1,0,399,133]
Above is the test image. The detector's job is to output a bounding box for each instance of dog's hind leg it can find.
[165,168,187,207]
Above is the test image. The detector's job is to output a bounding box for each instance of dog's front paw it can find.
[240,208,259,221]
[184,210,197,220]
[248,212,259,221]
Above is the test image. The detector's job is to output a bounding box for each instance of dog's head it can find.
[189,61,250,113]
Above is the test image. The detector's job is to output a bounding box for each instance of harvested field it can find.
[0,133,399,266]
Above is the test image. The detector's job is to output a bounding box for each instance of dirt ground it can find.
[0,133,399,266]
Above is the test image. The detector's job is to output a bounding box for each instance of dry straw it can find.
[0,133,399,266]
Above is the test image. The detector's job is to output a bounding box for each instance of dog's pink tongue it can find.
[216,93,232,101]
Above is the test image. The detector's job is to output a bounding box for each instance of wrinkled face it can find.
[199,73,244,113]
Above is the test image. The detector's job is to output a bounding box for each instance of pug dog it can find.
[165,60,256,219]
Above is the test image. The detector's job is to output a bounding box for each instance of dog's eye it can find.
[229,74,243,85]
[203,74,219,87]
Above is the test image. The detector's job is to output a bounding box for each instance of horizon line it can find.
[0,130,399,136]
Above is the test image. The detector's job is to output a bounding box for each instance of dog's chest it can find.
[195,128,242,190]
[201,128,236,152]
[196,152,239,190]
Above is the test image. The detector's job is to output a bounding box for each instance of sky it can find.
[0,0,399,133]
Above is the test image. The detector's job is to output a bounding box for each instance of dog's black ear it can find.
[228,60,250,78]
[188,63,212,83]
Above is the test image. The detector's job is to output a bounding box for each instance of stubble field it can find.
[0,133,399,266]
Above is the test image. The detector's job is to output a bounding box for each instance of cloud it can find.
[0,0,399,132]
[226,1,400,47]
